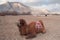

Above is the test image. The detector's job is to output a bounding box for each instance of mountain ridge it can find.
[0,2,31,15]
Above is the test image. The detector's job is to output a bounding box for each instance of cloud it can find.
[0,0,7,4]
[21,0,37,3]
[8,0,18,2]
[7,0,60,4]
[21,0,60,12]
[31,3,60,12]
[23,0,60,6]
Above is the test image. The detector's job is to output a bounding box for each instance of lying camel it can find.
[17,19,46,39]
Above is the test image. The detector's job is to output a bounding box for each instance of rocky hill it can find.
[0,2,31,15]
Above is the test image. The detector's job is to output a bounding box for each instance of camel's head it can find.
[17,19,27,28]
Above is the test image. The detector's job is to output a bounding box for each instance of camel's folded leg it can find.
[41,28,46,34]
[26,33,36,39]
[26,23,36,39]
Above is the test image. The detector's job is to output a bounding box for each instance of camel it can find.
[17,19,46,39]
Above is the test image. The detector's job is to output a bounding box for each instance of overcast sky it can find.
[0,0,60,12]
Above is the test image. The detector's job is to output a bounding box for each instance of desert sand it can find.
[0,15,60,40]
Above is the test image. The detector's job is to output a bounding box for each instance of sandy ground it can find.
[0,15,60,40]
